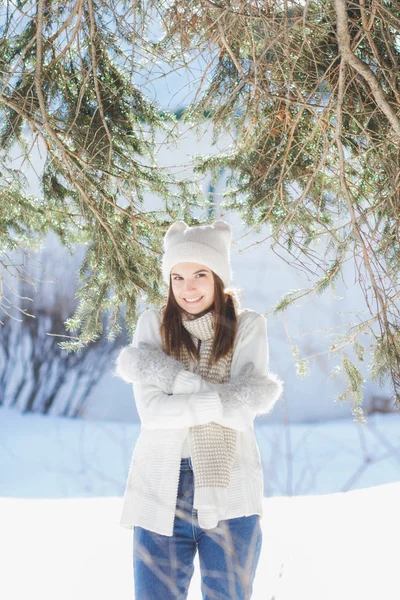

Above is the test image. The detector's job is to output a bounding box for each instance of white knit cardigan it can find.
[119,307,283,537]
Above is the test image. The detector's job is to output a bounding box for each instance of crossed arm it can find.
[117,341,283,414]
[115,310,284,430]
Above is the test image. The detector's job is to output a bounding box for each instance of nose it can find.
[183,280,197,293]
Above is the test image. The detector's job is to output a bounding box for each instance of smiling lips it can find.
[184,296,203,303]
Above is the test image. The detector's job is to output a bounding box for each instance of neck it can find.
[181,306,215,341]
[182,303,214,320]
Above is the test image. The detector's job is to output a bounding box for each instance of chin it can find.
[180,299,213,315]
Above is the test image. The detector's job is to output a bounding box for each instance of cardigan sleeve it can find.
[127,310,223,430]
[172,367,255,429]
[172,311,283,420]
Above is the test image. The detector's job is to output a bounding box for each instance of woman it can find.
[116,220,284,600]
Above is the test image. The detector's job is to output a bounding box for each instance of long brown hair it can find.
[160,271,240,368]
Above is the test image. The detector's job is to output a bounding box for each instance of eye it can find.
[172,273,206,280]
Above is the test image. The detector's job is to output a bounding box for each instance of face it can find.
[170,262,215,315]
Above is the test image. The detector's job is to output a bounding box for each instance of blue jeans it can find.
[133,457,262,599]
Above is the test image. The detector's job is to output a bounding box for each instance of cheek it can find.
[204,280,214,294]
[170,282,179,296]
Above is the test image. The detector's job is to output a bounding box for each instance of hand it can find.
[215,362,267,408]
[115,342,184,393]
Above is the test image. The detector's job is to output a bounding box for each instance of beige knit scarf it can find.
[179,308,237,529]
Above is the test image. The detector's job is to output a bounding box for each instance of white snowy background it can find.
[1,53,399,600]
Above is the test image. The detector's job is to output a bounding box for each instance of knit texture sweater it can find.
[180,309,236,528]
[118,307,284,537]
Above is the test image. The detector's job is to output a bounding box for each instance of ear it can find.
[164,221,188,239]
[213,220,232,241]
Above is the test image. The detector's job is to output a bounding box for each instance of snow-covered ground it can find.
[1,406,399,600]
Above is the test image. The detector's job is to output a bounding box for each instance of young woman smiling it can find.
[116,220,284,599]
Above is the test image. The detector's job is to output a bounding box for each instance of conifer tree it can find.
[152,0,400,417]
[1,0,399,417]
[0,0,198,348]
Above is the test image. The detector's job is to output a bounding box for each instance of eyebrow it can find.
[171,269,209,276]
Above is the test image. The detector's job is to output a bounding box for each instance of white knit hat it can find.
[162,220,233,287]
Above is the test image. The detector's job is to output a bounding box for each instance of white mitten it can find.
[215,362,283,414]
[115,342,184,394]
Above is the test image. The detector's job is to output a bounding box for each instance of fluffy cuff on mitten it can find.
[115,342,183,394]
